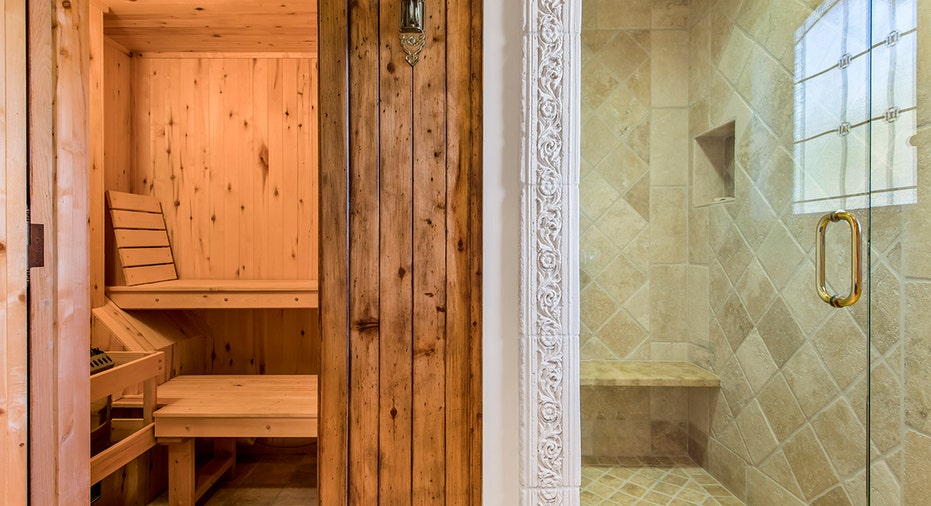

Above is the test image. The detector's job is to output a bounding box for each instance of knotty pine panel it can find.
[130,56,318,282]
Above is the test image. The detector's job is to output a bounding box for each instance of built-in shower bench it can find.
[580,361,720,387]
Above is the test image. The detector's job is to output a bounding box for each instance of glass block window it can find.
[793,0,917,214]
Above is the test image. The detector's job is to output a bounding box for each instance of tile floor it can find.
[582,457,744,505]
[148,449,318,506]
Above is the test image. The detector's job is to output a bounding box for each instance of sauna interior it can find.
[88,1,319,504]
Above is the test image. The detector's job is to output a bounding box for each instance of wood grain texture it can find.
[103,0,317,54]
[319,0,482,503]
[317,0,350,502]
[130,55,318,283]
[1,0,29,503]
[346,0,381,503]
[90,4,106,307]
[28,0,92,502]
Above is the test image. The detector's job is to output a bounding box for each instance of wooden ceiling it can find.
[102,0,317,54]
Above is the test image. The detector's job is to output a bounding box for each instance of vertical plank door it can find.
[318,0,483,504]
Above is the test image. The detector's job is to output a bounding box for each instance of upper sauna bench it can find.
[105,191,318,310]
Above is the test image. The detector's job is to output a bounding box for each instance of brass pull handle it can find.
[815,210,862,307]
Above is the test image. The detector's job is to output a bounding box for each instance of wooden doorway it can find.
[318,0,483,503]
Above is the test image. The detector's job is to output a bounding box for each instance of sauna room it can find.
[87,1,319,504]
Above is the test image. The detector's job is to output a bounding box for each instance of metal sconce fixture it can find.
[400,0,425,66]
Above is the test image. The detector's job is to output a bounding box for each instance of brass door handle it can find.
[815,210,862,307]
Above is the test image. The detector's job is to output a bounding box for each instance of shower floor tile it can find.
[582,457,744,505]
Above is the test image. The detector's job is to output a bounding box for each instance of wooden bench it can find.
[154,375,318,506]
[105,190,318,309]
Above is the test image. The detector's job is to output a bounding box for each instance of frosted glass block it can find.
[844,56,871,125]
[796,69,846,138]
[870,34,917,117]
[872,0,918,46]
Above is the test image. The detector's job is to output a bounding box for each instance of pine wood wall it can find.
[319,0,482,502]
[102,52,320,376]
[1,0,28,503]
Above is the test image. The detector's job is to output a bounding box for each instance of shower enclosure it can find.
[578,0,929,503]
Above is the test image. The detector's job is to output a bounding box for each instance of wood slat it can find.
[123,264,178,286]
[111,209,167,230]
[107,190,162,213]
[347,0,381,503]
[377,0,414,501]
[2,0,29,502]
[115,229,171,248]
[90,4,106,308]
[118,247,174,267]
[90,423,157,485]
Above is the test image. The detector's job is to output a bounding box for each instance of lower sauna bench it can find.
[153,375,318,506]
[580,361,720,463]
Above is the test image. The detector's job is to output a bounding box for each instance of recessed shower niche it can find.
[692,121,736,206]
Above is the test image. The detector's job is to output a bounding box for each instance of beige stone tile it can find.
[651,387,689,421]
[652,30,690,107]
[651,108,690,186]
[870,460,902,506]
[735,114,777,182]
[627,115,652,162]
[597,0,651,29]
[756,146,794,215]
[707,439,747,500]
[811,486,853,506]
[708,203,734,252]
[582,283,620,331]
[582,385,651,421]
[746,468,806,506]
[599,32,650,82]
[625,282,651,332]
[716,355,753,416]
[598,253,647,305]
[582,29,618,54]
[906,282,931,435]
[592,420,653,457]
[870,362,903,454]
[653,0,689,28]
[905,431,931,505]
[811,399,867,476]
[716,293,753,351]
[624,228,651,274]
[757,224,804,290]
[600,309,649,359]
[734,259,776,323]
[709,260,732,316]
[581,225,621,277]
[758,450,805,498]
[812,311,866,390]
[783,344,839,418]
[651,342,688,361]
[581,0,598,30]
[688,266,711,347]
[689,205,711,265]
[689,388,711,433]
[596,84,650,141]
[596,141,647,198]
[852,263,901,355]
[650,187,688,263]
[690,16,712,102]
[735,329,777,393]
[782,261,832,335]
[756,297,805,368]
[716,28,753,85]
[651,265,688,342]
[624,174,650,220]
[653,421,690,456]
[735,400,778,465]
[597,198,649,251]
[734,186,777,251]
[582,113,622,165]
[757,373,806,442]
[716,225,753,283]
[783,425,841,500]
[582,59,622,111]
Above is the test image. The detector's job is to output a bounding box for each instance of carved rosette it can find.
[521,0,581,504]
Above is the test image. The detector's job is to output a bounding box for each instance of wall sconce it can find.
[400,0,425,66]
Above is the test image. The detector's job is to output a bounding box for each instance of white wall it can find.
[482,0,523,503]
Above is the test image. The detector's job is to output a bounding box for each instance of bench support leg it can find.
[214,438,237,479]
[168,438,195,506]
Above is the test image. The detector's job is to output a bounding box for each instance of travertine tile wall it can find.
[580,0,695,460]
[581,0,931,503]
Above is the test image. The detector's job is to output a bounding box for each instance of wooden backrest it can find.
[106,191,178,286]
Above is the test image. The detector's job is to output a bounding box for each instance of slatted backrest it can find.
[107,191,178,286]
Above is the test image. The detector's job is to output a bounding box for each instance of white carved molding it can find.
[520,0,581,504]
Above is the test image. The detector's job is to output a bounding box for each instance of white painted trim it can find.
[520,0,582,503]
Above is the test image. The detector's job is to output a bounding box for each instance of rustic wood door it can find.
[318,0,482,504]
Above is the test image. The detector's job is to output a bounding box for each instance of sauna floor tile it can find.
[582,459,744,505]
